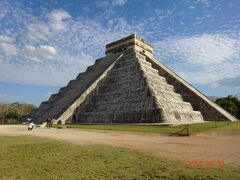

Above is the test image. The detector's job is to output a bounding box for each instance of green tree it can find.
[0,102,36,124]
[6,109,20,119]
[215,95,240,119]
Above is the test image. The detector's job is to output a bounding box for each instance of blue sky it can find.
[0,0,240,106]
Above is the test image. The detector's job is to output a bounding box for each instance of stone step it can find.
[94,91,151,104]
[76,107,160,123]
[143,71,167,83]
[140,63,159,74]
[105,72,144,82]
[104,75,144,82]
[110,64,140,74]
[58,87,66,93]
[115,56,150,68]
[112,63,141,74]
[67,79,77,88]
[96,86,150,97]
[98,80,147,94]
[85,65,95,72]
[108,68,142,78]
[122,51,145,59]
[145,75,171,86]
[135,52,146,60]
[78,108,159,119]
[162,107,202,114]
[118,57,136,64]
[114,58,139,69]
[102,77,144,88]
[147,80,174,92]
[48,93,61,102]
[78,108,159,116]
[98,87,149,98]
[120,53,139,61]
[157,99,193,111]
[96,99,154,107]
[96,95,154,104]
[138,58,152,67]
[115,57,138,67]
[154,89,183,101]
[162,108,203,122]
[81,101,154,113]
[76,72,85,80]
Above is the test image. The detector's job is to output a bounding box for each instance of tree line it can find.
[0,102,36,124]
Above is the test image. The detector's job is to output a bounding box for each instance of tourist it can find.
[28,121,35,131]
[50,118,53,128]
[47,115,51,128]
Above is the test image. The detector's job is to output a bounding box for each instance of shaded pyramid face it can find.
[29,53,122,123]
[30,34,237,124]
[74,49,203,123]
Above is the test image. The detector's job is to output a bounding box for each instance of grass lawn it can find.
[0,136,239,180]
[55,121,240,135]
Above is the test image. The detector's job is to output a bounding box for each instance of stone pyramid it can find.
[30,34,237,124]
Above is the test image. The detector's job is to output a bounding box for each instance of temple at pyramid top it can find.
[30,34,238,124]
[105,34,153,58]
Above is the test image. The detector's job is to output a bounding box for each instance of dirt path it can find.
[0,125,240,166]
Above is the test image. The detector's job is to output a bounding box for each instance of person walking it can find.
[47,115,51,128]
[28,121,35,131]
[50,117,53,128]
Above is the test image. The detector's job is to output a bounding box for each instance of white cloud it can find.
[26,9,71,41]
[0,35,17,56]
[0,0,239,90]
[112,0,127,6]
[189,6,195,9]
[197,0,209,6]
[0,62,67,86]
[0,51,94,86]
[47,9,71,30]
[154,34,240,85]
[0,3,128,86]
[24,45,57,61]
[155,34,237,65]
[0,35,14,43]
[0,43,17,56]
[27,22,50,40]
[96,1,110,8]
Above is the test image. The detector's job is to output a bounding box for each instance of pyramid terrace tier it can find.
[75,108,162,123]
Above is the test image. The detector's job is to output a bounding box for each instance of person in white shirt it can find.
[28,121,35,131]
